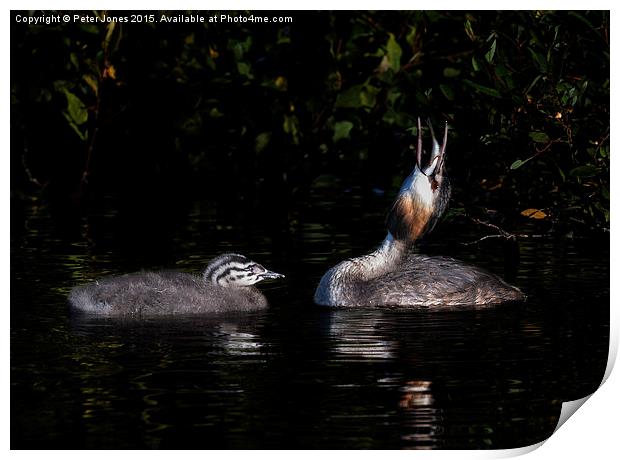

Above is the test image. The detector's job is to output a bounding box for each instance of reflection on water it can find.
[11,195,609,449]
[399,380,438,449]
[329,310,397,360]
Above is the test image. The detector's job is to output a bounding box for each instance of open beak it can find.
[415,117,448,177]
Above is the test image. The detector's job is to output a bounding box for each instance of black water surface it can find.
[11,191,609,449]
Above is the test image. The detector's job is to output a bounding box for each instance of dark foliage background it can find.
[11,10,610,241]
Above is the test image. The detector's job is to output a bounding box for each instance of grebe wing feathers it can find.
[362,255,523,308]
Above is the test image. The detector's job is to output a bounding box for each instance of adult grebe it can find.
[69,253,284,315]
[314,119,524,308]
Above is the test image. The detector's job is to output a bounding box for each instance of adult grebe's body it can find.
[314,119,524,308]
[315,237,523,308]
[69,254,284,316]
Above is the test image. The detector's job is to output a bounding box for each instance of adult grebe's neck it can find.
[314,232,410,306]
[350,232,409,281]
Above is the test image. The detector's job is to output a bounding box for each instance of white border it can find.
[4,2,617,458]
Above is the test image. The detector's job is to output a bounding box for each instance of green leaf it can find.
[599,145,609,158]
[463,79,501,98]
[485,39,497,63]
[386,89,401,106]
[602,186,610,200]
[494,65,514,90]
[209,107,224,118]
[103,21,116,50]
[360,84,379,107]
[335,84,379,109]
[439,84,455,101]
[405,25,417,48]
[83,74,99,97]
[593,202,609,223]
[277,28,290,44]
[382,108,408,126]
[443,67,460,78]
[510,159,525,170]
[335,85,363,108]
[528,47,547,73]
[254,132,272,153]
[568,12,598,34]
[569,165,598,178]
[70,52,79,70]
[237,62,252,78]
[283,115,300,144]
[557,165,566,182]
[471,56,480,72]
[63,89,88,125]
[332,120,354,142]
[464,19,476,41]
[231,42,244,60]
[528,131,549,143]
[386,33,402,73]
[62,112,87,141]
[525,74,543,95]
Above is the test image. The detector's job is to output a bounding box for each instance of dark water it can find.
[11,191,609,449]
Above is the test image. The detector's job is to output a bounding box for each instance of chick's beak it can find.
[261,270,285,280]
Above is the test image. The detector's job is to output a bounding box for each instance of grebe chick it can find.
[69,254,284,316]
[314,119,524,308]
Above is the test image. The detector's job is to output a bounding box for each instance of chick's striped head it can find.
[203,254,284,287]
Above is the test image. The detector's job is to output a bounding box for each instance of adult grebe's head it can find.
[203,254,284,287]
[386,118,451,243]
